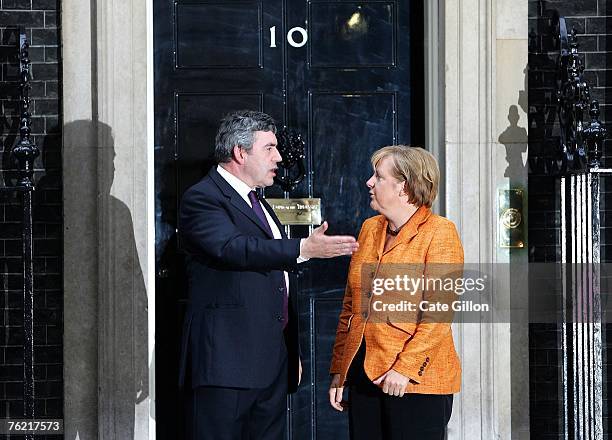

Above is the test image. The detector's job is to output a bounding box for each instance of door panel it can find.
[309,3,396,68]
[310,92,395,234]
[175,3,263,68]
[154,1,423,438]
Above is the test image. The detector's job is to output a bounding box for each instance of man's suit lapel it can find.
[208,167,274,239]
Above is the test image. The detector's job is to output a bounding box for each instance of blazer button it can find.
[362,312,368,319]
[426,357,430,362]
[279,286,285,292]
[419,366,424,371]
[422,362,427,367]
[367,291,372,298]
[277,315,284,322]
[418,371,423,376]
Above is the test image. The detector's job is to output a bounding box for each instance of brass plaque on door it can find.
[266,198,322,225]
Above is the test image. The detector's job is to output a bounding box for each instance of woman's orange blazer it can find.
[330,206,464,394]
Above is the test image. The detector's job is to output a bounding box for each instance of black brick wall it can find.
[0,0,62,430]
[529,0,611,438]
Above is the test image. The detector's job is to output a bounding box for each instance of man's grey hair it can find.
[214,110,277,163]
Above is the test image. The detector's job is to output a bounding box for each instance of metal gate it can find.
[0,29,39,439]
[556,17,609,440]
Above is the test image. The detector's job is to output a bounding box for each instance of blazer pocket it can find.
[346,314,355,330]
[386,317,416,337]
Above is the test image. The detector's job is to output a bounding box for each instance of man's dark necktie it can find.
[248,190,273,237]
[248,190,288,327]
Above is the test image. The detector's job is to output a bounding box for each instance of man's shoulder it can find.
[182,170,220,200]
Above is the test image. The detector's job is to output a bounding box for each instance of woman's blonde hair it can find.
[371,145,439,208]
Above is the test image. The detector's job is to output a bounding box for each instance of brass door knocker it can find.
[274,127,306,192]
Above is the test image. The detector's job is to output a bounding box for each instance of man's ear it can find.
[232,145,245,164]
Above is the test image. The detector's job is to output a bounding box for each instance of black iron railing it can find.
[556,18,607,173]
[555,16,609,440]
[0,28,39,437]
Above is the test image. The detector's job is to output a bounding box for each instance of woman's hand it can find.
[329,374,345,411]
[373,369,410,397]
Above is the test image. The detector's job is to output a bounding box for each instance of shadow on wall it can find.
[499,101,528,187]
[64,120,149,439]
[498,55,528,187]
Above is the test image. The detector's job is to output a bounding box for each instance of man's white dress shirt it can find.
[217,165,308,294]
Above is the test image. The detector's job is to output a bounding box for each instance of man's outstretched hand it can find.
[300,221,359,259]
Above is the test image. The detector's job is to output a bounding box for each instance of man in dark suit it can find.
[179,110,358,440]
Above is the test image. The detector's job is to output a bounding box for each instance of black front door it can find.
[154,1,423,438]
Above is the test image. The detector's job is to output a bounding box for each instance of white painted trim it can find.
[443,0,530,438]
[425,0,444,216]
[62,0,99,438]
[146,0,156,437]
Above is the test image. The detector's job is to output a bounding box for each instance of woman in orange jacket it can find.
[328,145,464,440]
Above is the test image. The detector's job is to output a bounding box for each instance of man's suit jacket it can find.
[178,166,301,392]
[330,206,464,395]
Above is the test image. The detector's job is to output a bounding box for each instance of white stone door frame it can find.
[146,0,156,435]
[440,0,530,438]
[63,0,154,437]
